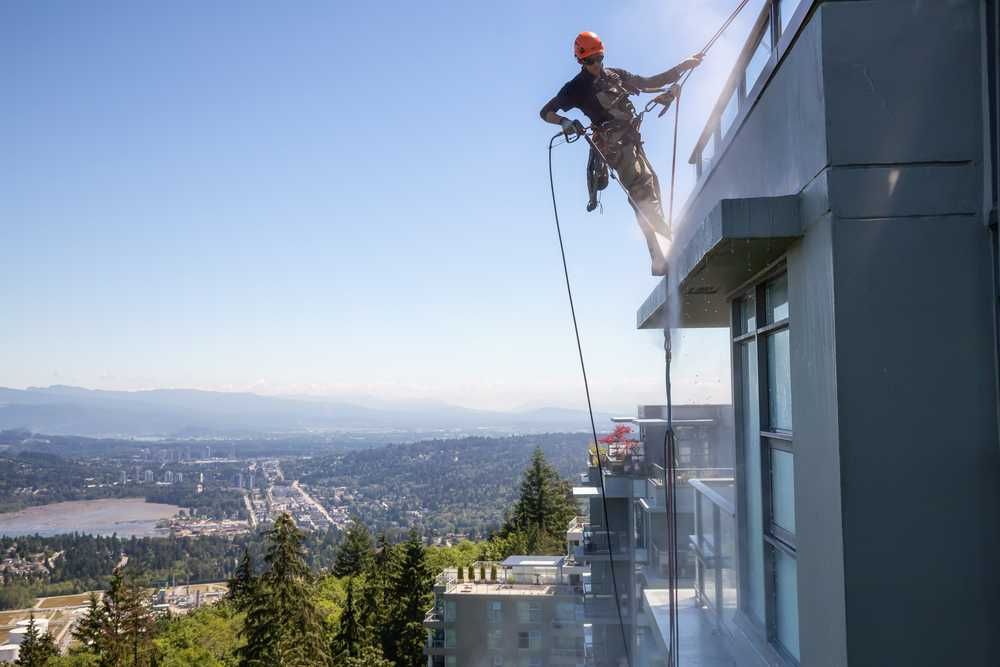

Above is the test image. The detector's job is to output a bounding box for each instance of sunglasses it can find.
[581,53,604,66]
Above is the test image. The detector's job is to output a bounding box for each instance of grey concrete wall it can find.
[786,211,847,667]
[820,1,1000,664]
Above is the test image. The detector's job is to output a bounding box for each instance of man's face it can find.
[581,53,604,75]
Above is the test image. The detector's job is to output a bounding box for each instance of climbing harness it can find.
[546,3,753,666]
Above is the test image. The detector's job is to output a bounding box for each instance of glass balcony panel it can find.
[779,0,804,34]
[767,329,792,432]
[745,19,773,93]
[720,504,738,626]
[771,448,796,534]
[721,88,739,137]
[702,131,717,174]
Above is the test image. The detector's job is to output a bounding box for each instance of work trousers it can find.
[595,128,669,260]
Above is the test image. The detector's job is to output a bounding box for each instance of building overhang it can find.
[637,195,804,329]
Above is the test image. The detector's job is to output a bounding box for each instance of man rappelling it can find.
[540,31,702,275]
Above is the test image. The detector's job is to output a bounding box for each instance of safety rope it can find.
[546,4,754,666]
[548,133,633,667]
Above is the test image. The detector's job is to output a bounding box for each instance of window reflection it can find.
[767,329,792,432]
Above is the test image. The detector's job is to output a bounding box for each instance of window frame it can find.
[732,264,799,665]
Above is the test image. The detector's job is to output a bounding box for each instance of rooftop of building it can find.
[434,559,587,597]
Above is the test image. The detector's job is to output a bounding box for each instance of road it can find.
[242,491,257,528]
[291,480,334,525]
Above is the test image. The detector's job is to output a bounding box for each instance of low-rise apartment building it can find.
[424,556,588,667]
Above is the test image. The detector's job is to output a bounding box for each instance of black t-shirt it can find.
[542,67,638,125]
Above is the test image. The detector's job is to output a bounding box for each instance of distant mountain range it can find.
[0,386,615,438]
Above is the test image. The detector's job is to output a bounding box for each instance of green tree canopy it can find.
[332,519,374,578]
[386,532,432,667]
[238,513,330,667]
[15,614,58,667]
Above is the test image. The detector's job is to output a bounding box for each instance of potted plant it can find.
[490,565,497,582]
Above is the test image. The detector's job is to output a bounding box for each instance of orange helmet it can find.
[574,31,604,61]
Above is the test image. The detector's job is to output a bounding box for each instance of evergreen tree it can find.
[96,569,155,667]
[359,533,396,660]
[385,531,432,667]
[332,519,373,578]
[16,614,58,667]
[342,644,393,667]
[238,513,330,667]
[71,593,106,650]
[331,577,363,662]
[226,548,255,610]
[501,447,576,551]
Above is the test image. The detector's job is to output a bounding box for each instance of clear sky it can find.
[2,0,764,412]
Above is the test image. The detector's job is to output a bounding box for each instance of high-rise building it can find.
[424,556,587,667]
[607,1,1000,665]
[144,470,154,484]
[119,470,127,485]
[175,472,184,484]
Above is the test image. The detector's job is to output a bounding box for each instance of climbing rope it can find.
[548,132,633,667]
[546,4,754,666]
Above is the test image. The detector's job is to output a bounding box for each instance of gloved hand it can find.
[560,118,584,139]
[682,53,704,71]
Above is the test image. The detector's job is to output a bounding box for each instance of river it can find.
[0,498,181,538]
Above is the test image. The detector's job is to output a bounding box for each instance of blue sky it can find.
[2,0,763,411]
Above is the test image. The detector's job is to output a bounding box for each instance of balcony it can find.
[689,478,738,632]
[581,527,627,557]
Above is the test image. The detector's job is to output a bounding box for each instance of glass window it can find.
[488,628,503,650]
[445,657,457,667]
[444,600,456,623]
[740,339,766,623]
[771,448,796,534]
[555,602,574,621]
[745,19,773,93]
[721,88,739,137]
[517,600,541,623]
[444,627,456,648]
[488,600,502,623]
[779,0,804,34]
[774,548,801,660]
[492,658,504,667]
[767,329,792,431]
[739,292,757,335]
[529,630,542,649]
[766,274,788,323]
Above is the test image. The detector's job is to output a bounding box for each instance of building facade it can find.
[424,556,587,667]
[632,0,1000,665]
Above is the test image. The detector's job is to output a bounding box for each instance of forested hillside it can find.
[283,433,591,537]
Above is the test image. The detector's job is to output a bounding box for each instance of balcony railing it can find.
[581,528,627,555]
[690,0,815,185]
[689,477,737,631]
